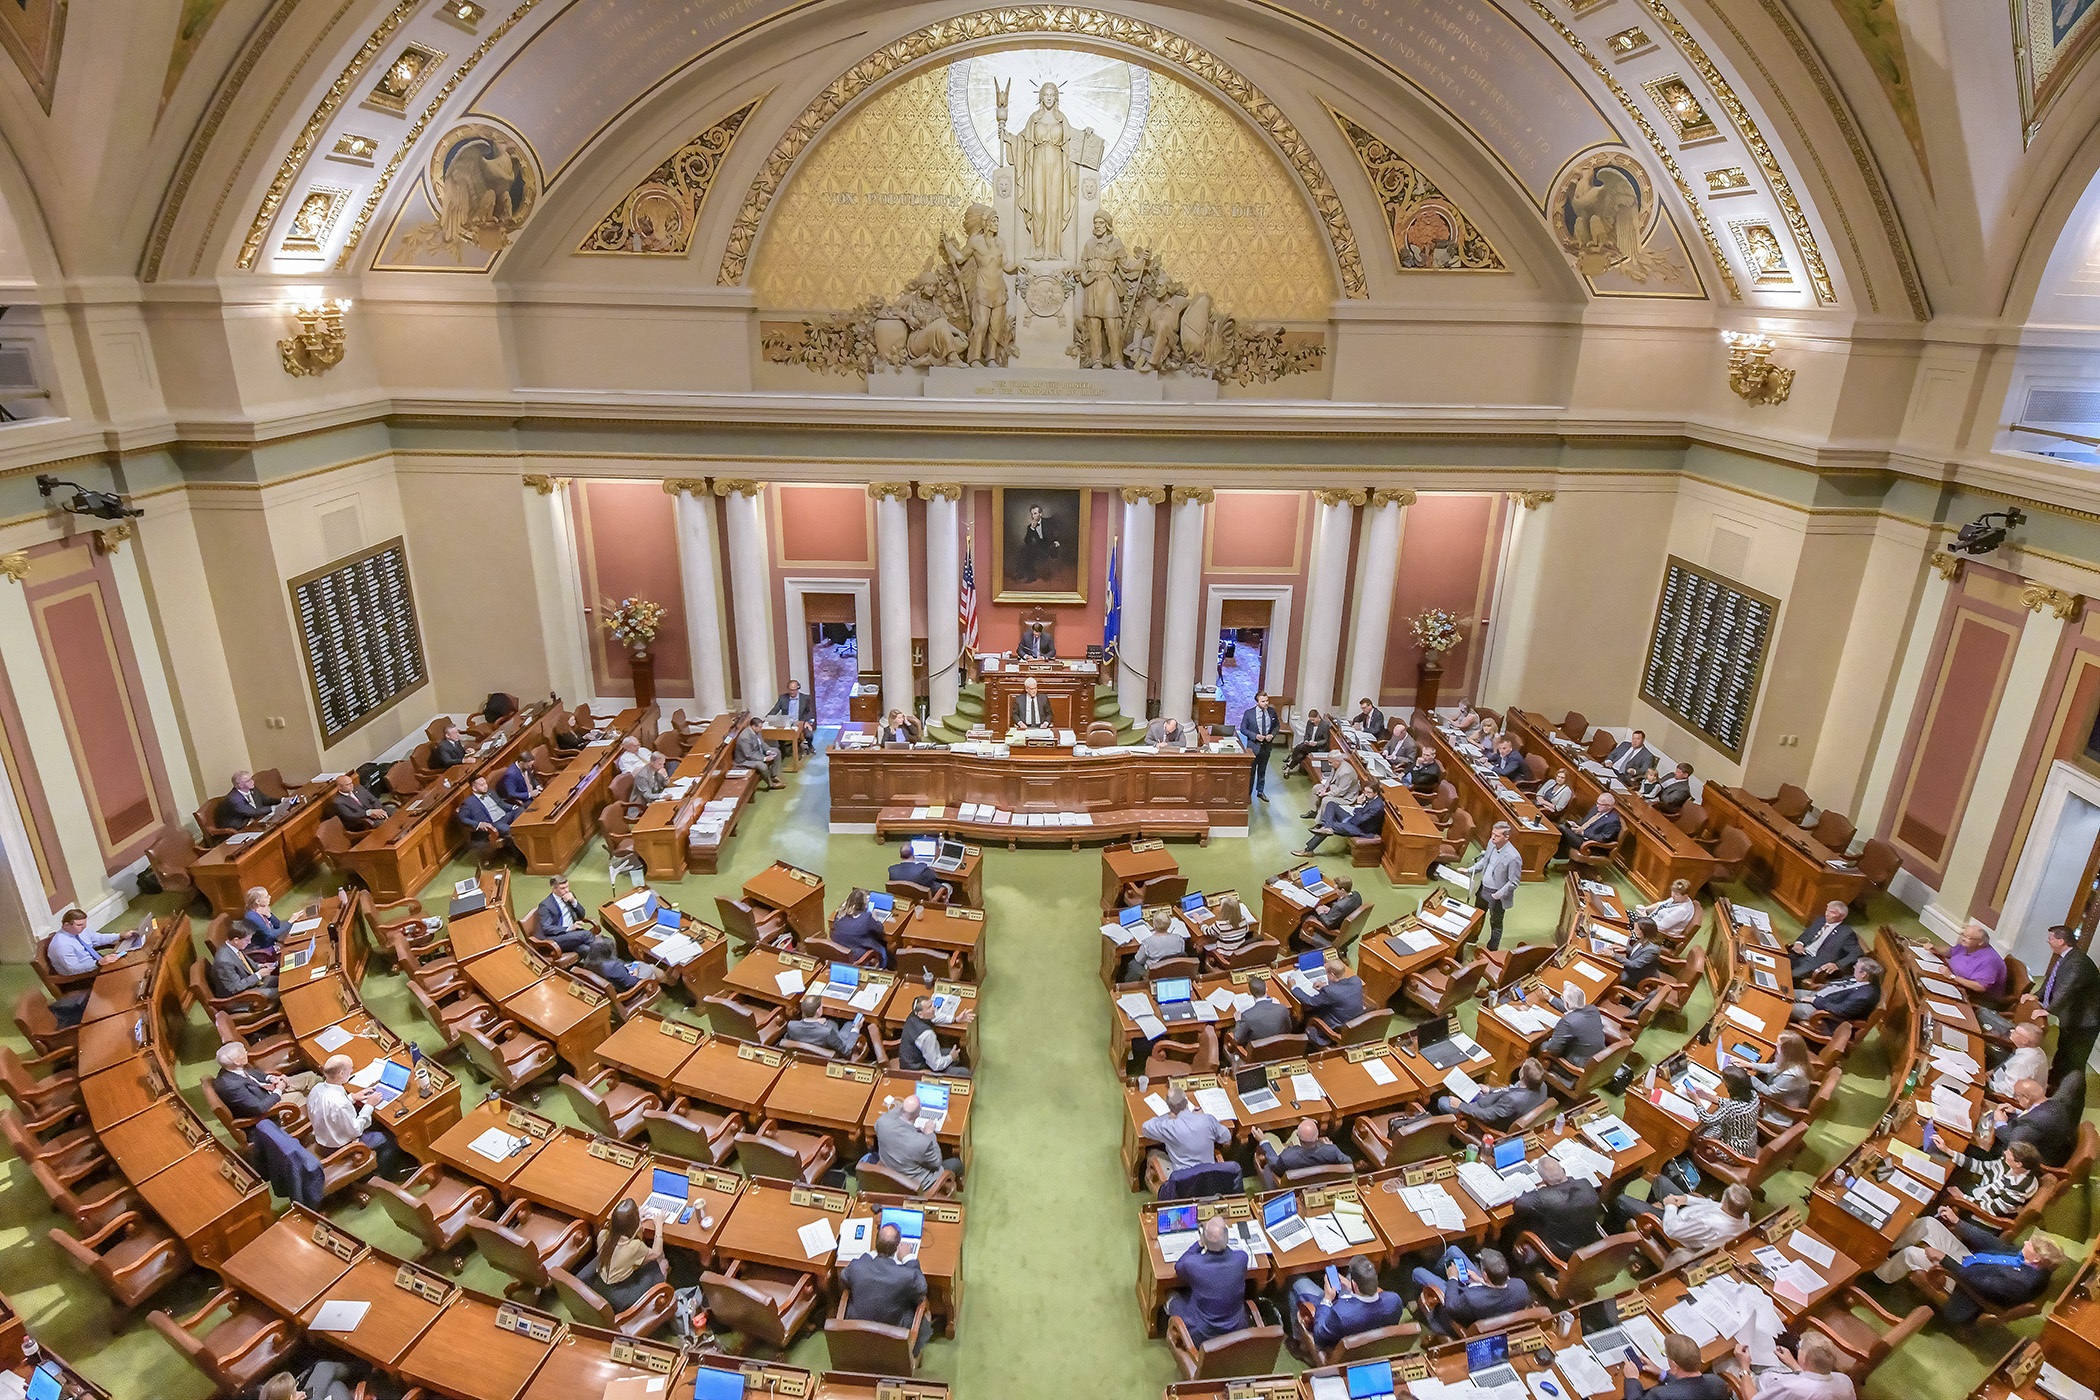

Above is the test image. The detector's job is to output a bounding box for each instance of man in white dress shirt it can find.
[615,735,649,777]
[307,1054,401,1172]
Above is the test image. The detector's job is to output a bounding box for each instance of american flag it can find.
[959,528,979,659]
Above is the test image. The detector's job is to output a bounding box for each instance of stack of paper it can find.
[1553,1346,1617,1397]
[650,934,704,966]
[797,1218,837,1259]
[468,1127,525,1162]
[775,968,807,996]
[1363,1057,1398,1086]
[1419,904,1472,937]
[1290,1073,1325,1101]
[1401,1182,1468,1230]
[1392,927,1443,954]
[1548,1137,1616,1185]
[1157,1228,1200,1263]
[1192,1086,1238,1121]
[1455,1161,1522,1209]
[1272,882,1317,908]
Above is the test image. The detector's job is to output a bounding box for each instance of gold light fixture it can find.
[280,297,352,377]
[1722,330,1793,406]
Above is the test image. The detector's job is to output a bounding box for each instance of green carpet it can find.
[3,738,2093,1399]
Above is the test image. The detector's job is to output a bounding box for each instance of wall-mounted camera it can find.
[36,475,143,521]
[1948,507,2026,556]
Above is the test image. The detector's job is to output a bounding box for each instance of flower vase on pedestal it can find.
[1415,654,1445,722]
[629,646,657,708]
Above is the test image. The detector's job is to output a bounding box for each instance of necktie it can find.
[2045,957,2061,1004]
[1964,1253,2027,1270]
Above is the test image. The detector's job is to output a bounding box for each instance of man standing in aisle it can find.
[1450,820,1523,951]
[2041,924,2100,1089]
[1237,692,1280,803]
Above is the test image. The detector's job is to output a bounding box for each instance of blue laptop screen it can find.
[25,1367,59,1400]
[1156,1204,1197,1234]
[655,906,682,929]
[1300,866,1324,888]
[1119,906,1144,926]
[1153,977,1193,1004]
[378,1060,411,1091]
[1468,1335,1510,1370]
[1262,1193,1298,1229]
[827,964,861,989]
[1347,1360,1395,1399]
[689,1367,747,1400]
[641,891,661,918]
[1297,951,1326,973]
[1492,1136,1527,1171]
[651,1167,689,1199]
[1180,893,1205,911]
[879,1207,924,1239]
[868,893,895,913]
[916,1082,950,1113]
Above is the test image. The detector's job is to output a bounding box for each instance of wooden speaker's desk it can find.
[191,786,330,916]
[979,658,1100,731]
[1702,783,1866,921]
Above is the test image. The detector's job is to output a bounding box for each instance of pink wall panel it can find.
[774,485,871,564]
[1382,494,1504,705]
[572,480,691,697]
[1893,613,2017,869]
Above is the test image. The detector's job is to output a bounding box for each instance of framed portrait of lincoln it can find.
[992,486,1089,604]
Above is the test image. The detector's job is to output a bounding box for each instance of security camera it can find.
[1949,508,2026,557]
[35,475,143,521]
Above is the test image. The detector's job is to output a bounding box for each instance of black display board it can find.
[289,537,427,743]
[1639,556,1777,760]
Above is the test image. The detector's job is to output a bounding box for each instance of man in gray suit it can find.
[1231,973,1295,1047]
[1539,985,1608,1072]
[782,995,862,1056]
[1606,730,1656,778]
[1436,1057,1549,1128]
[733,716,785,790]
[1146,716,1195,748]
[1010,678,1055,728]
[1642,762,1694,813]
[209,927,278,1004]
[1301,754,1361,820]
[1452,820,1523,951]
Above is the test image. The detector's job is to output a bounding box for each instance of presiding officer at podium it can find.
[1011,677,1054,728]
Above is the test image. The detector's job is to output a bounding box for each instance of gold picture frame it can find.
[2013,0,2100,145]
[992,486,1090,605]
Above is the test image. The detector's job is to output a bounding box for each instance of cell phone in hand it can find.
[1325,1264,1341,1292]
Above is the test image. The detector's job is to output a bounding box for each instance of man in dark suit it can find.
[1350,698,1387,740]
[769,679,816,753]
[2041,924,2100,1088]
[886,855,949,898]
[209,927,277,1004]
[213,1041,315,1118]
[496,760,540,806]
[1231,973,1295,1047]
[584,936,659,997]
[218,771,276,829]
[1510,1156,1604,1262]
[1436,1057,1548,1128]
[1540,985,1609,1068]
[1788,900,1863,981]
[533,876,598,955]
[1972,1077,2079,1168]
[1406,753,1444,795]
[1297,793,1385,858]
[1261,1117,1350,1175]
[1010,678,1054,729]
[1620,1333,1728,1400]
[841,1222,931,1355]
[1489,737,1527,780]
[1283,709,1333,776]
[1642,762,1694,814]
[1015,504,1062,584]
[1915,1222,2064,1325]
[1791,956,1881,1024]
[1017,622,1055,658]
[1168,1215,1250,1343]
[1621,922,1667,991]
[329,773,389,832]
[459,776,519,859]
[1237,693,1280,802]
[1296,875,1362,950]
[1292,1255,1403,1355]
[1301,951,1364,1045]
[1555,793,1623,860]
[430,725,468,769]
[1412,1246,1531,1338]
[1606,729,1657,778]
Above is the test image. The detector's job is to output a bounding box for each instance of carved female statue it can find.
[1001,83,1081,260]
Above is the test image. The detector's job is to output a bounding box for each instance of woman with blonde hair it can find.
[1208,893,1254,958]
[1739,1030,1814,1127]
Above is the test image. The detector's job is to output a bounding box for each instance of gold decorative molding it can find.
[236,1,420,270]
[1313,488,1366,508]
[660,478,709,496]
[1120,486,1167,505]
[1524,0,1740,301]
[1929,551,1964,583]
[1325,105,1504,273]
[1370,488,1417,508]
[1723,331,1793,405]
[716,8,1365,299]
[1511,490,1556,510]
[917,483,964,502]
[1170,486,1216,506]
[867,482,914,502]
[1638,0,1834,306]
[713,479,762,498]
[0,551,28,583]
[278,298,350,376]
[579,97,762,255]
[2020,583,2083,621]
[93,523,134,556]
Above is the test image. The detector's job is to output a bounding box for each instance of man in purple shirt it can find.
[1946,920,2008,1001]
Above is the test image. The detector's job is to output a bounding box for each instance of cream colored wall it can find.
[1804,517,1935,815]
[187,490,317,775]
[396,458,553,713]
[126,487,248,799]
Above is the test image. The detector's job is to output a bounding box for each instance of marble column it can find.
[1342,489,1413,711]
[521,474,594,704]
[1117,487,1165,720]
[1157,487,1211,721]
[665,480,731,716]
[1297,489,1362,715]
[872,483,915,719]
[1478,491,1553,711]
[716,480,774,709]
[920,484,963,723]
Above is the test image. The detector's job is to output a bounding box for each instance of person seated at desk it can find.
[1292,1255,1403,1354]
[628,750,671,811]
[1655,1069,1758,1197]
[1300,950,1364,1046]
[733,715,785,790]
[1350,697,1387,739]
[1017,620,1055,659]
[329,773,389,832]
[585,1199,667,1312]
[1140,1085,1229,1177]
[1990,1022,2049,1096]
[430,724,468,769]
[241,887,290,951]
[1511,1157,1604,1262]
[612,735,648,778]
[878,709,921,745]
[1609,1183,1754,1267]
[1412,1245,1530,1338]
[1635,880,1699,943]
[769,678,817,753]
[1206,893,1255,959]
[1146,715,1195,748]
[1489,735,1527,781]
[899,995,968,1077]
[1947,1140,2045,1223]
[1383,726,1420,768]
[1727,1333,1856,1400]
[1477,715,1503,749]
[783,995,863,1057]
[45,908,120,977]
[1405,753,1444,796]
[1453,703,1482,735]
[1620,921,1668,996]
[210,926,278,1004]
[1231,973,1295,1046]
[584,935,662,997]
[1295,874,1361,950]
[309,1053,404,1175]
[1540,984,1609,1068]
[889,853,951,899]
[1870,1213,2064,1323]
[1124,908,1187,981]
[1168,1215,1250,1344]
[1301,750,1361,819]
[1641,762,1695,814]
[459,776,520,860]
[830,888,890,967]
[1295,791,1385,859]
[219,770,279,828]
[1554,792,1623,862]
[1535,767,1575,814]
[866,1093,965,1188]
[1010,677,1055,729]
[1435,1056,1547,1128]
[496,758,540,807]
[1606,729,1657,778]
[255,1360,392,1400]
[843,1222,932,1356]
[1282,708,1333,776]
[1451,820,1522,951]
[534,876,598,955]
[1967,1078,2078,1168]
[484,691,518,725]
[1735,1030,1813,1128]
[1621,1331,1729,1400]
[1260,1117,1348,1173]
[1789,957,1882,1024]
[1787,901,1862,982]
[214,1041,317,1117]
[1946,918,2009,1008]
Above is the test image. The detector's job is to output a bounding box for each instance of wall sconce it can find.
[1722,330,1793,406]
[280,298,350,377]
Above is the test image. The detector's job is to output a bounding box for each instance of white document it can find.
[797,1217,837,1259]
[1722,1005,1766,1033]
[1395,928,1444,954]
[1572,959,1608,983]
[1456,1161,1522,1209]
[1442,1066,1484,1102]
[1888,1140,1948,1184]
[1156,1229,1200,1264]
[1290,1073,1326,1101]
[1922,978,1963,999]
[1654,1089,1700,1121]
[1192,1002,1220,1023]
[846,984,886,1012]
[289,918,322,935]
[1363,1057,1398,1086]
[1786,1230,1836,1267]
[2039,1366,2099,1400]
[348,1060,387,1089]
[1847,1176,1901,1214]
[1689,1285,1745,1338]
[1305,1213,1349,1253]
[1273,882,1317,908]
[614,890,652,911]
[1116,992,1155,1019]
[1887,1168,1936,1204]
[1134,1014,1167,1040]
[1101,923,1141,946]
[1554,1347,1618,1398]
[774,968,806,996]
[1776,1260,1825,1298]
[1744,949,1775,968]
[1310,1376,1350,1400]
[310,1300,370,1333]
[1143,1092,1169,1116]
[1622,1315,1671,1369]
[1193,1087,1238,1121]
[1204,986,1240,1012]
[314,1025,353,1052]
[467,1128,523,1162]
[835,1217,874,1265]
[1927,1000,1968,1021]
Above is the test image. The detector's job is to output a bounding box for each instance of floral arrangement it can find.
[601,596,666,650]
[1409,608,1469,654]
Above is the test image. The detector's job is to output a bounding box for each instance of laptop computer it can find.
[1235,1065,1271,1095]
[868,892,895,916]
[1581,1297,1637,1365]
[1415,1013,1468,1069]
[1300,866,1334,897]
[1119,906,1145,928]
[654,905,682,932]
[689,1367,747,1400]
[824,963,862,1001]
[909,838,938,862]
[1180,893,1206,913]
[915,1081,951,1131]
[1491,1135,1528,1172]
[931,839,967,872]
[1263,1192,1313,1253]
[1468,1336,1520,1390]
[1346,1360,1396,1400]
[367,1059,413,1107]
[879,1206,924,1262]
[25,1365,61,1400]
[279,945,316,971]
[1154,977,1197,1023]
[1156,1204,1199,1235]
[641,1165,691,1219]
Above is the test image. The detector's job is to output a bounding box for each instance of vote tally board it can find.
[290,537,428,743]
[1639,556,1777,761]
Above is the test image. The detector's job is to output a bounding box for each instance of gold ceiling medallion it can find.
[2020,583,2082,621]
[1722,330,1792,406]
[1637,0,1836,306]
[1606,28,1654,59]
[579,98,762,255]
[1325,105,1505,273]
[1727,219,1793,288]
[1703,166,1750,195]
[279,186,352,257]
[329,133,381,166]
[1549,150,1687,288]
[439,2,487,33]
[389,121,539,263]
[1642,75,1719,143]
[365,42,446,116]
[716,8,1365,300]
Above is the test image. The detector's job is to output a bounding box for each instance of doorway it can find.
[1217,598,1272,728]
[804,592,857,724]
[1998,760,2100,973]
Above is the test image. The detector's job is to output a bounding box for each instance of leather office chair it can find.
[1799,1286,1932,1382]
[825,1290,928,1374]
[734,1121,837,1183]
[1514,1230,1642,1305]
[1156,1161,1244,1200]
[1208,934,1284,973]
[699,1262,819,1351]
[891,945,964,983]
[1254,1152,1353,1193]
[1804,1019,1854,1071]
[26,1157,137,1238]
[1585,732,1616,762]
[195,803,240,845]
[654,731,687,760]
[1086,721,1120,747]
[1479,940,1554,990]
[1855,838,1901,905]
[597,802,638,874]
[1139,956,1200,985]
[385,760,423,797]
[702,993,785,1044]
[48,1210,192,1325]
[146,829,205,908]
[610,771,637,808]
[458,1021,561,1102]
[1763,784,1813,821]
[560,1068,661,1141]
[290,1122,381,1205]
[1,1106,108,1186]
[517,910,583,971]
[1448,1097,1557,1153]
[1671,802,1709,840]
[1433,811,1477,866]
[1142,1026,1220,1081]
[187,959,283,1037]
[1558,712,1588,741]
[424,716,454,744]
[1400,956,1489,1016]
[1604,945,1705,1033]
[148,1287,301,1396]
[856,1159,959,1198]
[463,1200,592,1301]
[1542,1035,1633,1099]
[1331,1007,1396,1045]
[315,817,357,884]
[571,964,663,1024]
[530,743,560,779]
[1692,1119,1809,1200]
[642,1097,743,1166]
[13,989,79,1058]
[803,935,879,968]
[1566,831,1624,877]
[1703,827,1753,888]
[410,743,441,781]
[0,1043,83,1125]
[1913,1265,2054,1326]
[211,1011,304,1078]
[1226,1031,1310,1066]
[888,880,952,911]
[368,1164,493,1273]
[250,768,299,801]
[1167,1302,1284,1381]
[1353,1112,1460,1169]
[1811,810,1855,852]
[549,1265,677,1338]
[406,978,503,1054]
[1425,781,1460,829]
[714,896,789,950]
[1456,1304,1551,1340]
[1758,1065,1841,1132]
[1296,1320,1420,1370]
